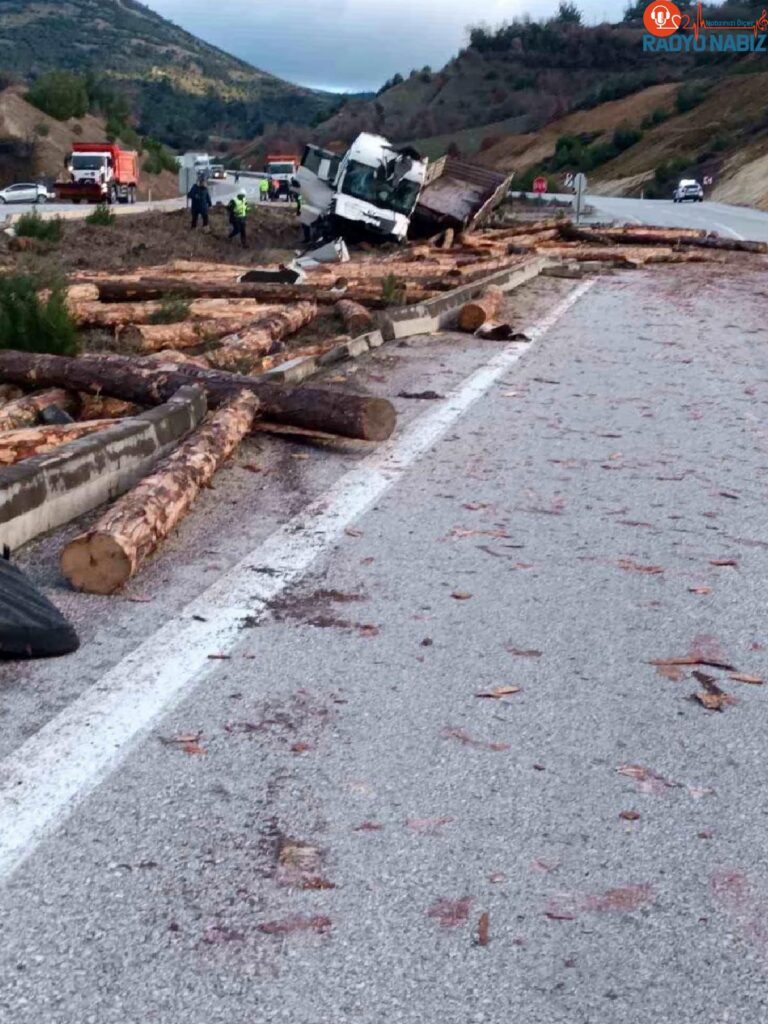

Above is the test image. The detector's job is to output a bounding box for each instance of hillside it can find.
[315,21,690,147]
[473,69,768,209]
[0,0,339,148]
[314,14,768,211]
[0,87,178,198]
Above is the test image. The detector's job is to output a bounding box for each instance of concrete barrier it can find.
[381,256,545,340]
[0,386,206,552]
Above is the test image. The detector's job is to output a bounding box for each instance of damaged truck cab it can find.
[297,133,427,244]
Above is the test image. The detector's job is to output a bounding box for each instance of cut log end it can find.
[60,532,134,595]
[361,397,397,442]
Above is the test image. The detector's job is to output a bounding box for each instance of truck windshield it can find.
[266,162,295,175]
[341,160,421,215]
[72,155,107,170]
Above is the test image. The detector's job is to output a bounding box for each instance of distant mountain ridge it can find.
[0,0,340,147]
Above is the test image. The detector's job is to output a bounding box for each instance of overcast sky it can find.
[146,0,626,93]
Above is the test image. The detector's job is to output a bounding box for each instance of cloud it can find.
[146,0,626,92]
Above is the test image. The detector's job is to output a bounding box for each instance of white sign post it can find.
[573,172,588,224]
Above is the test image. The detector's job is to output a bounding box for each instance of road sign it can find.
[533,176,547,195]
[703,175,713,186]
[563,172,574,189]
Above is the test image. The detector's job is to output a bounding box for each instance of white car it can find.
[0,182,51,204]
[673,179,704,203]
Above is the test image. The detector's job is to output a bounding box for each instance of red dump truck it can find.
[56,143,139,204]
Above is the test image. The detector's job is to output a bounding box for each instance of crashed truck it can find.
[295,132,513,245]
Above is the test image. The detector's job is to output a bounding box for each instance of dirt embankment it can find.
[0,205,303,277]
[0,87,179,200]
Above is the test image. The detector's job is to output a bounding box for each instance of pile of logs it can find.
[456,218,768,266]
[1,218,762,595]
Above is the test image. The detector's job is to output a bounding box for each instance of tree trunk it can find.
[0,384,23,405]
[207,303,318,373]
[97,278,393,308]
[0,388,79,430]
[0,420,115,465]
[120,314,278,353]
[60,391,260,594]
[72,299,279,328]
[457,286,504,332]
[139,351,212,369]
[77,395,139,420]
[0,351,396,441]
[254,340,344,373]
[485,218,572,237]
[335,299,375,336]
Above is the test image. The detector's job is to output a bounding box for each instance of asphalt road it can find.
[1,265,768,1021]
[584,194,768,242]
[0,175,251,221]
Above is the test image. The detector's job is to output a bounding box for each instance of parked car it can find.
[0,182,51,204]
[673,179,704,203]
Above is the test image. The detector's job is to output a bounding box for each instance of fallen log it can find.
[694,235,768,254]
[139,351,212,370]
[97,278,394,308]
[78,395,139,420]
[335,299,375,337]
[0,351,396,441]
[0,384,23,405]
[120,314,277,353]
[208,303,318,373]
[72,298,279,328]
[0,420,115,465]
[0,388,79,431]
[484,218,571,237]
[60,390,260,594]
[457,286,504,333]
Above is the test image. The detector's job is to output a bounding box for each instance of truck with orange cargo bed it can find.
[56,143,139,205]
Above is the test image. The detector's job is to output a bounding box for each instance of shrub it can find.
[149,294,191,324]
[676,85,706,114]
[85,204,116,227]
[15,211,63,243]
[0,275,79,355]
[27,71,88,121]
[142,137,178,174]
[612,124,643,152]
[381,274,406,306]
[34,122,50,138]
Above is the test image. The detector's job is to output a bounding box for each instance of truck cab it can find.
[296,133,427,243]
[265,154,300,199]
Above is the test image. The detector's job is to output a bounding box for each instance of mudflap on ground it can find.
[0,557,79,659]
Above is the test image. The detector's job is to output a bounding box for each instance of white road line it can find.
[0,280,594,883]
[712,220,744,240]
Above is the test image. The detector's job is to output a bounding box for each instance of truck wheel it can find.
[129,187,137,205]
[36,195,47,204]
[72,199,81,205]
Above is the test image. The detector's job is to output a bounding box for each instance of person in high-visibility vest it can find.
[259,177,269,202]
[228,191,248,248]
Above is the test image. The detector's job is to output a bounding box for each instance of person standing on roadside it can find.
[188,175,212,231]
[259,176,269,203]
[228,190,249,248]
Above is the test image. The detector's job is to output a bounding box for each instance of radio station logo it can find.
[643,0,768,50]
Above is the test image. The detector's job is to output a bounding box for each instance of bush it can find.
[381,274,406,306]
[27,71,88,121]
[0,275,79,355]
[149,294,191,324]
[612,124,643,152]
[34,122,50,138]
[15,211,63,243]
[142,137,178,175]
[85,204,116,227]
[676,85,706,114]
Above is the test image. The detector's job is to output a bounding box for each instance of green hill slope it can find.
[0,0,339,147]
